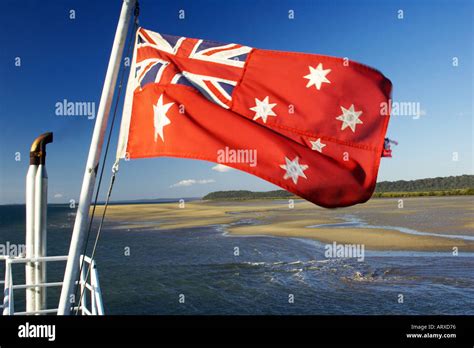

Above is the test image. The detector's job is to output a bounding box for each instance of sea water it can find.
[0,204,473,315]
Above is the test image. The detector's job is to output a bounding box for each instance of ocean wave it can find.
[237,259,338,273]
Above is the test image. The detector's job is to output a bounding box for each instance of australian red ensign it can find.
[116,27,392,208]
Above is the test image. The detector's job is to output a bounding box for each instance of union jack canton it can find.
[131,27,252,109]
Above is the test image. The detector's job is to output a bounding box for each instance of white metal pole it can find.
[25,164,37,313]
[58,0,136,315]
[27,132,53,314]
[34,164,48,313]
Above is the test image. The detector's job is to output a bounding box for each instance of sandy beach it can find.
[96,196,474,252]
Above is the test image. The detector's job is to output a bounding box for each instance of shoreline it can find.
[96,196,474,252]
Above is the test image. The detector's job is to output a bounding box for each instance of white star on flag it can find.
[250,96,277,123]
[280,156,309,184]
[336,104,363,132]
[304,63,331,90]
[153,94,174,142]
[310,138,326,153]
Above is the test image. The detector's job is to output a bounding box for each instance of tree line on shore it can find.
[203,175,474,200]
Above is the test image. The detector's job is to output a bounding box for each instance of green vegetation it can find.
[203,175,474,200]
[372,188,474,198]
[375,175,474,193]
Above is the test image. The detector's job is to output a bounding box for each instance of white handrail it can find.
[91,264,104,315]
[80,256,87,316]
[78,255,104,315]
[12,282,64,290]
[14,306,82,316]
[2,254,103,315]
[15,308,59,315]
[2,259,14,315]
[9,256,68,264]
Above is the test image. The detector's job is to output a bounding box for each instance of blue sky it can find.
[0,0,472,204]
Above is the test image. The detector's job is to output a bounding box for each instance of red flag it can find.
[117,28,392,208]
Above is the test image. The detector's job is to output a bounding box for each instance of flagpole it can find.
[58,0,136,315]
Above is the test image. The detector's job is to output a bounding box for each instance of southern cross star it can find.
[280,156,309,184]
[336,104,363,133]
[250,96,277,123]
[310,138,326,153]
[304,63,331,90]
[153,94,174,142]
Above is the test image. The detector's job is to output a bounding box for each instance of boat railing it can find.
[1,254,103,315]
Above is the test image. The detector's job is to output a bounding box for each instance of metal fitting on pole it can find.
[29,132,53,165]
